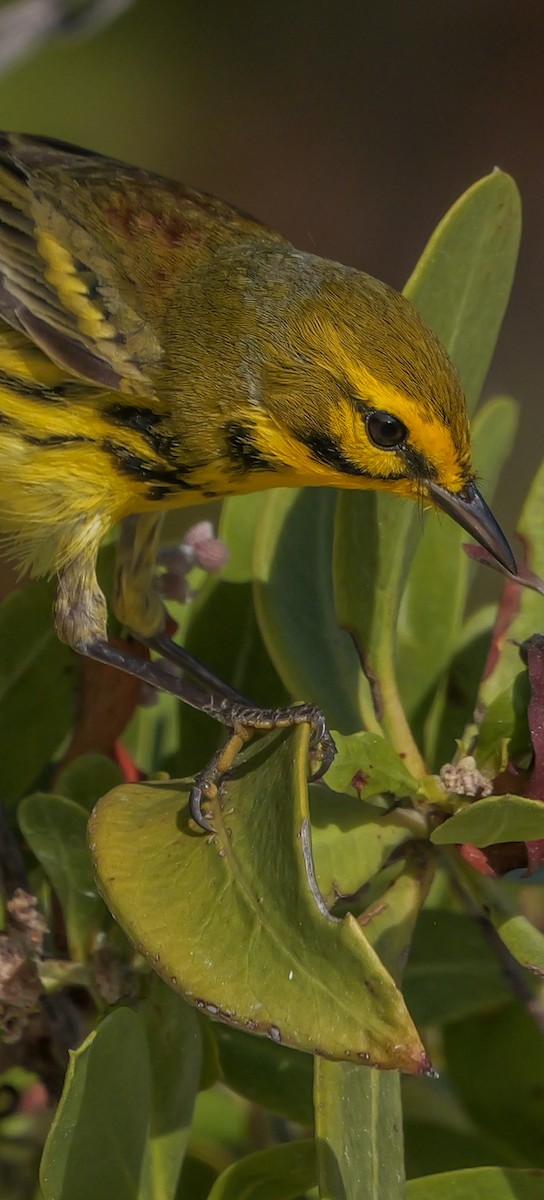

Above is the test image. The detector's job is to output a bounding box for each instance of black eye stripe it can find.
[365,409,407,449]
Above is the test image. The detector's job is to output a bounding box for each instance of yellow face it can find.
[291,364,472,500]
[246,318,471,504]
[318,311,472,497]
[235,264,473,504]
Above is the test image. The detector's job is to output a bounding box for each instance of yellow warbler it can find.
[0,133,515,825]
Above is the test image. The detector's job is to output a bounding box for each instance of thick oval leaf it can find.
[55,753,124,812]
[480,457,544,706]
[191,1084,247,1146]
[333,489,422,770]
[177,1157,219,1200]
[333,172,521,770]
[254,488,368,734]
[214,1025,313,1126]
[444,1003,544,1168]
[404,1120,516,1179]
[124,689,180,777]
[140,975,202,1200]
[310,785,413,906]
[219,492,269,583]
[431,606,497,770]
[324,731,420,800]
[358,844,436,987]
[474,672,531,774]
[0,580,76,801]
[208,1139,316,1200]
[453,864,544,977]
[431,795,544,847]
[404,171,521,412]
[40,1008,151,1200]
[404,910,510,1026]
[406,1168,544,1200]
[493,911,544,978]
[396,397,518,722]
[90,727,429,1072]
[19,793,106,961]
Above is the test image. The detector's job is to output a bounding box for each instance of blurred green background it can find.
[0,0,541,535]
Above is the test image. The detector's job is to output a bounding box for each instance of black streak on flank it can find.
[105,403,161,434]
[0,369,79,405]
[223,420,277,474]
[23,433,90,447]
[104,402,182,464]
[303,431,369,477]
[146,483,178,501]
[102,439,197,490]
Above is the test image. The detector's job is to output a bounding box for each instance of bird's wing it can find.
[0,133,278,395]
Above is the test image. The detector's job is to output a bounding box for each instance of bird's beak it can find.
[427,479,517,575]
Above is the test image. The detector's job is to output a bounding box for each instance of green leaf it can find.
[254,488,369,734]
[404,171,521,413]
[431,795,544,847]
[431,606,497,769]
[404,1120,515,1179]
[358,844,436,986]
[214,1025,313,1126]
[474,673,531,773]
[406,1168,544,1199]
[493,911,544,977]
[315,1061,405,1200]
[403,910,510,1026]
[480,456,544,706]
[191,1083,247,1146]
[396,396,518,725]
[219,492,269,582]
[333,489,423,772]
[444,1003,544,1168]
[0,581,76,801]
[140,975,202,1200]
[90,726,428,1071]
[452,860,544,976]
[55,754,124,812]
[19,793,105,961]
[177,1157,219,1200]
[324,731,420,800]
[208,1139,316,1200]
[310,785,414,906]
[123,690,180,777]
[40,1008,151,1200]
[332,171,521,779]
[457,794,544,846]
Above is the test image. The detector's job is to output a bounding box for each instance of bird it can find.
[0,132,516,827]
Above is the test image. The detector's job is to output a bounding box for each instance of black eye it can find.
[366,409,407,449]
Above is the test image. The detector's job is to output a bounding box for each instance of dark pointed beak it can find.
[427,479,517,574]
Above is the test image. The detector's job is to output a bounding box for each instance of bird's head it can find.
[249,255,515,573]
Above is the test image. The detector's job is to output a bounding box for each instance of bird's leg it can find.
[189,703,336,831]
[143,629,251,706]
[56,542,336,832]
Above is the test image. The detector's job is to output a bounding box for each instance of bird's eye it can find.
[366,409,407,449]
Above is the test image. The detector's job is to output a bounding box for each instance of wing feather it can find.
[0,133,280,395]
